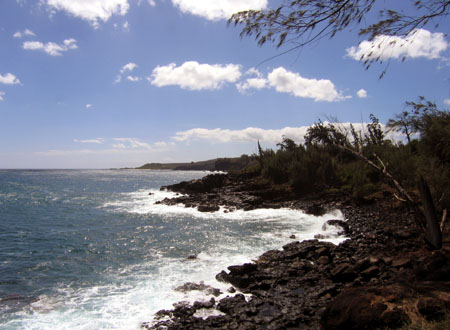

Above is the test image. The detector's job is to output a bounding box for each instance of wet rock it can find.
[197,204,220,212]
[174,282,222,297]
[193,298,216,310]
[145,172,450,330]
[323,220,350,236]
[217,294,246,313]
[305,203,326,216]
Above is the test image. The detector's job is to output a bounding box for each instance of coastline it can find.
[144,172,450,329]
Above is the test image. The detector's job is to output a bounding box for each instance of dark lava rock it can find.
[217,294,246,313]
[174,282,222,297]
[145,172,450,330]
[197,204,220,212]
[330,263,357,283]
[321,286,409,329]
[161,173,227,194]
[322,219,350,236]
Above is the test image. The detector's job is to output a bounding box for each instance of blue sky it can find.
[0,0,449,168]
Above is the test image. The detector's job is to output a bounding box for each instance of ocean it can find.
[0,169,346,329]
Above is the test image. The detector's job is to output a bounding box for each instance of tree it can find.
[305,115,447,249]
[386,111,416,143]
[277,135,298,151]
[229,0,450,68]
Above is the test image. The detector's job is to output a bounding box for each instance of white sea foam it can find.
[4,188,348,330]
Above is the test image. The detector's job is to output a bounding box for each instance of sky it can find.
[0,0,449,169]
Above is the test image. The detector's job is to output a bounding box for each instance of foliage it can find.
[229,0,450,69]
[250,105,450,210]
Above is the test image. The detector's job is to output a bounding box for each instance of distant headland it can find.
[134,155,256,172]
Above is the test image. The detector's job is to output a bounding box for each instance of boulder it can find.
[330,263,357,283]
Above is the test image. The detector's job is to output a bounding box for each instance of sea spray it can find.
[0,170,346,330]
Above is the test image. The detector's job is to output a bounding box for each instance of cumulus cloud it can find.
[0,91,5,101]
[346,29,449,62]
[357,89,368,98]
[0,73,21,85]
[23,38,77,56]
[42,0,130,28]
[236,78,268,94]
[171,0,268,20]
[148,0,156,6]
[13,29,36,38]
[74,138,104,144]
[236,67,267,93]
[150,61,241,90]
[173,126,312,144]
[85,104,92,109]
[172,122,405,145]
[267,67,349,102]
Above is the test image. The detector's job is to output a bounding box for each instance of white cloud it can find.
[150,61,242,90]
[23,38,77,56]
[346,29,449,62]
[173,126,312,144]
[42,0,130,28]
[115,63,139,83]
[357,89,368,98]
[171,0,268,20]
[126,76,141,82]
[0,91,5,101]
[123,21,129,30]
[13,29,36,38]
[236,67,267,93]
[113,138,153,149]
[148,0,156,6]
[236,77,268,93]
[267,67,349,102]
[120,62,137,73]
[173,122,405,145]
[444,99,450,105]
[0,73,21,85]
[112,143,126,149]
[74,138,104,144]
[24,29,36,36]
[85,104,92,109]
[153,141,175,148]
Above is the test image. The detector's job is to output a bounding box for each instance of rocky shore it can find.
[144,173,450,329]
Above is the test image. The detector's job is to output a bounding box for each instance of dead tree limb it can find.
[441,209,448,235]
[335,144,427,228]
[419,175,442,249]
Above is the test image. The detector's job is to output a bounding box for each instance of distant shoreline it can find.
[134,156,255,172]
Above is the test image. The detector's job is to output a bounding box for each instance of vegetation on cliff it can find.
[137,155,256,172]
[244,98,449,249]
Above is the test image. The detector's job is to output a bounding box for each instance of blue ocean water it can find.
[0,170,345,329]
